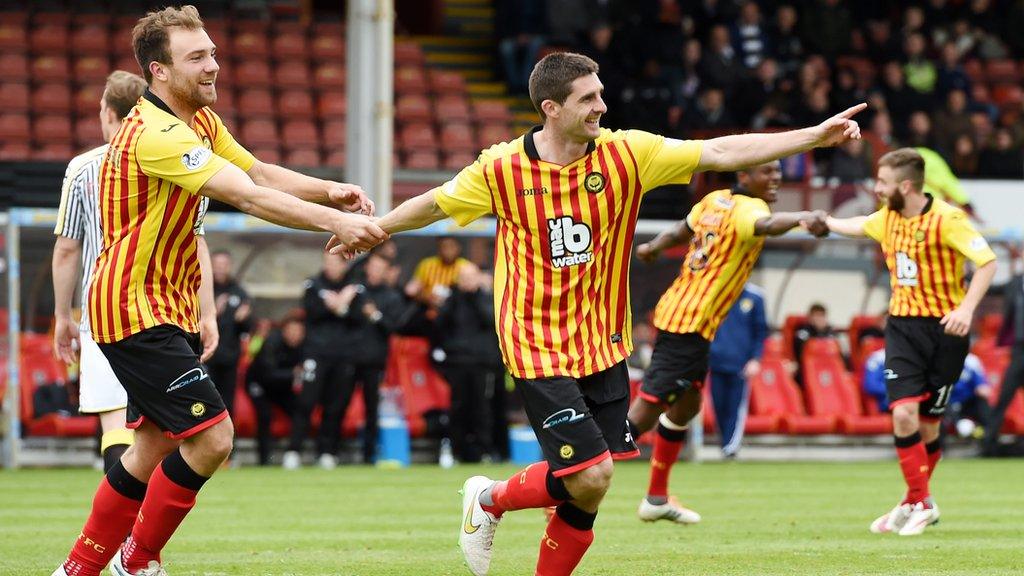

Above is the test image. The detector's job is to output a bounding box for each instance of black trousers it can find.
[439,363,501,463]
[983,344,1024,452]
[248,381,295,466]
[206,356,240,415]
[336,363,383,463]
[288,355,348,456]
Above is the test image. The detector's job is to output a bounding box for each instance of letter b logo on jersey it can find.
[895,251,919,286]
[548,216,593,268]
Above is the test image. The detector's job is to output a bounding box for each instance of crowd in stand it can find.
[495,0,1024,179]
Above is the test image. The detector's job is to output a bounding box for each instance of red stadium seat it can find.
[284,148,322,167]
[237,88,275,117]
[321,119,347,147]
[317,90,347,119]
[249,145,281,164]
[403,150,440,170]
[477,123,514,148]
[748,359,825,434]
[394,66,427,94]
[213,88,235,113]
[274,61,311,88]
[847,315,883,371]
[984,59,1020,83]
[75,117,104,148]
[281,119,320,149]
[113,56,139,77]
[439,123,477,153]
[980,313,1003,341]
[75,83,105,115]
[0,142,30,160]
[762,336,784,360]
[0,20,28,51]
[313,62,346,89]
[233,30,270,58]
[384,336,451,437]
[780,314,807,360]
[472,100,512,123]
[0,53,28,80]
[204,21,229,46]
[272,32,308,60]
[992,84,1023,108]
[323,148,346,168]
[31,55,70,82]
[32,12,70,26]
[394,40,425,66]
[32,115,73,144]
[0,114,30,140]
[32,83,72,114]
[428,70,467,94]
[30,24,69,54]
[0,82,29,111]
[73,56,113,84]
[434,95,472,123]
[111,25,134,54]
[801,338,890,434]
[962,59,984,82]
[442,150,478,171]
[277,90,315,118]
[395,93,433,123]
[399,122,436,149]
[70,24,110,54]
[235,60,272,87]
[31,143,74,161]
[240,119,279,147]
[977,349,1024,434]
[311,34,345,62]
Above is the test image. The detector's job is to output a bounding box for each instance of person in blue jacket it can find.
[709,283,768,458]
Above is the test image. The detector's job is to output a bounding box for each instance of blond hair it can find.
[878,147,925,191]
[132,5,205,83]
[103,70,147,119]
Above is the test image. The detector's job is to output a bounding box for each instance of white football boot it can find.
[459,475,501,576]
[899,502,940,536]
[869,502,913,534]
[637,496,702,524]
[109,548,169,576]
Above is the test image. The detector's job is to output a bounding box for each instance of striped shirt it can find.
[863,195,995,318]
[413,256,470,296]
[89,90,254,343]
[653,189,771,340]
[434,127,703,379]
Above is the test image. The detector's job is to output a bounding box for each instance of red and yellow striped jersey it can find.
[434,127,703,379]
[89,91,256,343]
[413,256,470,296]
[863,195,995,317]
[652,189,771,339]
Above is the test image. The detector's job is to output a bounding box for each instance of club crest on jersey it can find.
[548,216,593,268]
[584,172,606,193]
[915,230,925,242]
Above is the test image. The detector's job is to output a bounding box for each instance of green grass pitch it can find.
[3,459,1023,575]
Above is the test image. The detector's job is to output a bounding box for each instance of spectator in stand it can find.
[699,25,745,99]
[933,89,974,155]
[334,250,410,465]
[866,19,901,65]
[935,42,972,98]
[708,283,768,459]
[904,111,939,150]
[978,128,1024,179]
[545,0,587,46]
[801,0,852,58]
[880,61,927,132]
[494,0,546,96]
[738,58,782,126]
[672,38,704,113]
[950,134,980,177]
[207,250,252,419]
[902,33,938,97]
[831,67,869,118]
[731,1,770,69]
[246,313,304,466]
[284,253,356,470]
[828,138,874,184]
[870,110,896,147]
[970,110,996,149]
[579,23,628,129]
[432,262,504,463]
[792,302,839,385]
[792,84,832,128]
[1004,1,1024,56]
[621,59,673,134]
[409,236,470,314]
[901,5,929,39]
[681,87,736,133]
[983,251,1024,457]
[770,4,804,77]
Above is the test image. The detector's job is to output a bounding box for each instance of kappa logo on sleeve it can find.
[181,146,213,171]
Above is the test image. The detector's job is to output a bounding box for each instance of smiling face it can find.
[546,73,607,143]
[738,161,783,204]
[159,27,219,110]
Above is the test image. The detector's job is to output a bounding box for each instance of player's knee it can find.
[563,456,614,500]
[891,404,919,434]
[198,417,235,461]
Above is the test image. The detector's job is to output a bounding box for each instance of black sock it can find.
[161,449,210,491]
[106,459,147,501]
[657,421,688,442]
[546,469,573,501]
[894,431,922,448]
[102,444,130,473]
[925,438,943,454]
[555,502,597,531]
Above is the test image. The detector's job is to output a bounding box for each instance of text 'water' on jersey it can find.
[652,189,771,340]
[434,127,703,379]
[863,195,995,318]
[89,91,255,343]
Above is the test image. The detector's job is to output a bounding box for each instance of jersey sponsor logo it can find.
[181,146,213,171]
[584,172,606,193]
[518,186,549,196]
[542,407,587,429]
[548,216,593,268]
[895,252,919,286]
[166,367,208,393]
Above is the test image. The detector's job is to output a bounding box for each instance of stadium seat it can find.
[394,39,425,66]
[384,336,451,438]
[277,89,315,119]
[477,123,514,148]
[403,150,440,170]
[0,142,30,160]
[748,359,822,434]
[853,336,886,412]
[980,313,1003,341]
[962,59,984,82]
[31,55,70,82]
[111,25,134,54]
[977,349,1024,434]
[992,84,1023,108]
[235,60,272,87]
[801,338,890,434]
[395,94,433,124]
[32,12,70,26]
[311,33,345,62]
[317,90,347,119]
[762,335,784,360]
[472,100,512,123]
[32,143,74,161]
[399,122,436,149]
[428,70,467,94]
[439,123,477,153]
[113,56,138,76]
[232,30,270,58]
[32,83,72,114]
[0,53,28,80]
[237,88,275,117]
[0,114,30,140]
[984,59,1020,83]
[30,24,69,54]
[32,116,73,145]
[323,148,346,168]
[213,88,235,113]
[0,82,29,111]
[846,315,882,367]
[434,95,472,123]
[0,20,27,51]
[442,150,479,171]
[75,117,103,148]
[780,314,807,360]
[75,83,105,115]
[240,119,279,147]
[284,148,322,167]
[249,145,281,164]
[281,120,320,149]
[274,60,312,87]
[70,24,110,54]
[272,32,308,60]
[394,66,427,94]
[73,56,113,84]
[313,62,346,89]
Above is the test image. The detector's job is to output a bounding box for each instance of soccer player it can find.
[52,71,151,473]
[53,7,386,576]
[628,160,829,525]
[825,148,996,536]
[329,52,863,575]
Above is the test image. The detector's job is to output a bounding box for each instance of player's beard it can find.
[171,75,216,110]
[886,190,905,211]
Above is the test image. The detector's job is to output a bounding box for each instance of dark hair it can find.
[808,303,827,315]
[103,71,147,119]
[132,5,205,83]
[878,147,925,191]
[528,52,599,121]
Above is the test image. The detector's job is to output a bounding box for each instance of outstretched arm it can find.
[248,160,375,215]
[755,210,828,237]
[327,190,447,255]
[635,218,694,262]
[825,215,869,238]
[697,104,866,172]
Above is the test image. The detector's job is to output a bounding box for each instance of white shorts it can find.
[78,332,128,414]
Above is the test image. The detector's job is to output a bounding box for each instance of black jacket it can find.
[210,280,251,363]
[342,282,409,366]
[246,329,303,392]
[433,288,502,367]
[302,273,353,358]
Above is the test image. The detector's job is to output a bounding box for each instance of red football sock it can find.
[484,461,566,517]
[535,505,595,576]
[647,420,687,498]
[895,433,930,504]
[122,450,209,571]
[63,462,146,576]
[925,439,942,480]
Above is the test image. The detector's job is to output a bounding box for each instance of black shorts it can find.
[98,325,227,439]
[639,331,711,404]
[513,362,640,477]
[885,316,969,418]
